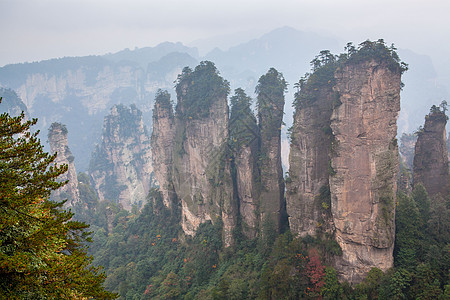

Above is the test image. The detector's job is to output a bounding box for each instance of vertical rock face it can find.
[48,123,80,207]
[151,90,176,209]
[230,88,260,238]
[256,68,287,234]
[286,73,335,238]
[413,108,449,197]
[330,58,401,283]
[287,43,406,284]
[172,62,236,246]
[89,104,154,211]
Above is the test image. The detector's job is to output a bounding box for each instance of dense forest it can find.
[1,39,449,300]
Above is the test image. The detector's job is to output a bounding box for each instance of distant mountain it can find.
[0,43,199,171]
[0,27,447,171]
[104,42,199,68]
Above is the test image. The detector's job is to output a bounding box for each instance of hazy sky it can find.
[1,0,449,68]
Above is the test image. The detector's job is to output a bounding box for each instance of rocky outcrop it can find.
[413,107,449,197]
[48,122,80,207]
[230,88,260,238]
[89,104,155,211]
[286,64,335,237]
[172,62,236,246]
[330,57,402,284]
[256,68,287,234]
[151,90,176,209]
[287,43,406,284]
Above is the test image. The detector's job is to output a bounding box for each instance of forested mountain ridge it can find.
[0,34,448,299]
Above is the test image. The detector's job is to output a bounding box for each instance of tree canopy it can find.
[0,99,116,299]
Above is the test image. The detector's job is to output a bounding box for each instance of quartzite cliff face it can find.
[48,122,80,207]
[172,63,236,246]
[287,43,405,284]
[151,90,176,209]
[229,88,260,238]
[331,58,401,283]
[286,60,335,238]
[413,108,449,197]
[89,104,154,211]
[256,68,287,234]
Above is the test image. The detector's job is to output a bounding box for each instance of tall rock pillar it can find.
[172,62,236,247]
[151,90,177,209]
[48,122,80,207]
[413,106,449,197]
[256,68,287,234]
[330,57,402,283]
[286,56,337,238]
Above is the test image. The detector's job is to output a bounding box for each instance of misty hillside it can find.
[0,27,448,170]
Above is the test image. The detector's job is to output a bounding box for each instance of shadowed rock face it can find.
[413,109,449,197]
[172,63,236,247]
[256,68,287,234]
[229,88,260,239]
[89,104,154,211]
[330,60,401,283]
[286,79,335,238]
[151,91,176,209]
[48,122,80,207]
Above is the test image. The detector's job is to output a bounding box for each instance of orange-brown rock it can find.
[413,108,449,197]
[330,58,401,283]
[286,67,335,238]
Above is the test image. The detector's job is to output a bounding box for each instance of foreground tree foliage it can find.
[0,100,116,299]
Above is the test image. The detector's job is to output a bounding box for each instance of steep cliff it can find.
[287,41,406,284]
[229,88,260,238]
[256,68,287,234]
[151,90,176,209]
[330,42,404,283]
[89,104,155,211]
[286,52,337,238]
[0,46,198,171]
[413,106,449,197]
[48,122,81,207]
[172,62,236,246]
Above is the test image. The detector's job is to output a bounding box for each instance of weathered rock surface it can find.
[330,59,401,283]
[89,104,155,211]
[286,82,335,238]
[151,90,177,209]
[229,88,260,238]
[256,68,287,234]
[413,109,449,197]
[172,63,236,246]
[48,122,80,207]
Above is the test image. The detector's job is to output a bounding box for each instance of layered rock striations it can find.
[413,106,449,197]
[256,68,288,234]
[286,53,336,238]
[151,90,176,209]
[89,104,155,211]
[229,88,260,238]
[172,62,236,246]
[331,54,402,283]
[48,122,81,207]
[287,42,406,284]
